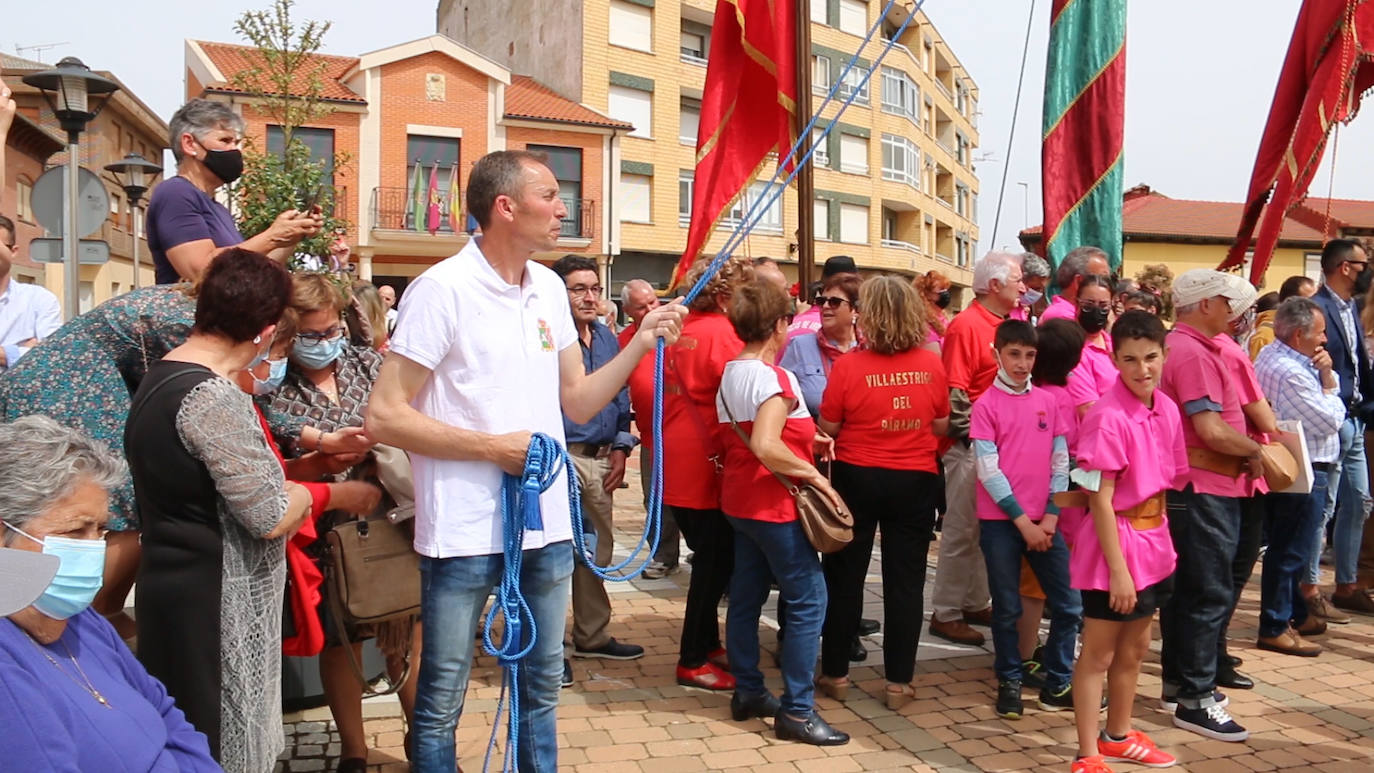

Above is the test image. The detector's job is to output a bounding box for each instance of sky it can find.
[5,0,1373,255]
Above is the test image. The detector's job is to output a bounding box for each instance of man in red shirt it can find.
[929,251,1025,646]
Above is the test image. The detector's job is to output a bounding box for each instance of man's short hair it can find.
[1255,291,1281,314]
[994,319,1037,350]
[551,254,598,280]
[1278,274,1316,300]
[1055,245,1109,289]
[1110,309,1168,350]
[973,251,1022,294]
[620,278,654,306]
[1320,238,1363,275]
[0,214,14,245]
[822,255,857,277]
[1273,296,1322,343]
[1021,254,1051,280]
[466,150,551,230]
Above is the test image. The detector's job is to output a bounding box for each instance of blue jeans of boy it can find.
[411,541,574,773]
[726,515,826,717]
[978,519,1081,690]
[1261,470,1329,637]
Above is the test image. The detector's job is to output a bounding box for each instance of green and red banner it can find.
[1041,0,1126,274]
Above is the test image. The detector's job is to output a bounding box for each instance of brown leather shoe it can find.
[1256,627,1322,657]
[1332,588,1374,615]
[962,606,993,627]
[1295,615,1328,636]
[928,617,986,645]
[1305,592,1352,624]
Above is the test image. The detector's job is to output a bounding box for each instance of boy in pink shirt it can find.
[971,320,1081,720]
[1068,311,1187,773]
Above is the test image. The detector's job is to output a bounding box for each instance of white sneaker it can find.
[641,560,679,580]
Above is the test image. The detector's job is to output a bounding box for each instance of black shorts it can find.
[1081,573,1175,622]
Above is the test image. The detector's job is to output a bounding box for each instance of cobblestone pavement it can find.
[282,451,1374,772]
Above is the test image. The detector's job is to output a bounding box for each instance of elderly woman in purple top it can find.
[148,99,323,284]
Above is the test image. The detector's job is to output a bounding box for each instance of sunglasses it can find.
[815,296,850,309]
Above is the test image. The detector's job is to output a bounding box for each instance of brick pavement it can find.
[281,453,1374,772]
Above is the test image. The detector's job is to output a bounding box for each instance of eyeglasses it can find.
[296,326,344,344]
[567,285,603,297]
[1346,260,1369,270]
[815,296,850,309]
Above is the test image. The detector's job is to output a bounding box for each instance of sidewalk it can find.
[280,454,1374,772]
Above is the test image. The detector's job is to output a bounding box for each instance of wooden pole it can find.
[794,4,815,297]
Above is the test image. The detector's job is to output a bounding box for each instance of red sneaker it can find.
[1070,756,1114,773]
[676,661,736,691]
[707,647,730,670]
[1097,729,1176,768]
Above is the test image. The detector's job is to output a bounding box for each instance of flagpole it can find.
[794,2,815,295]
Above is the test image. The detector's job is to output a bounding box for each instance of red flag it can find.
[1225,1,1374,284]
[670,0,797,288]
[426,162,442,235]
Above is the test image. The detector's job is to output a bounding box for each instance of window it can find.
[608,0,653,52]
[267,126,336,183]
[810,0,827,24]
[956,133,969,165]
[136,205,147,238]
[405,135,461,231]
[528,145,584,237]
[619,173,652,223]
[881,133,920,188]
[79,282,94,314]
[811,55,832,94]
[811,127,829,166]
[1305,252,1323,282]
[838,0,867,36]
[16,179,33,222]
[881,67,919,121]
[608,85,653,138]
[839,203,868,244]
[814,199,830,240]
[839,134,868,174]
[837,66,869,104]
[679,172,781,231]
[680,20,711,64]
[956,185,968,218]
[679,171,694,225]
[680,97,701,145]
[110,192,122,225]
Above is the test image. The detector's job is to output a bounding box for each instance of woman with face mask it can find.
[1065,275,1118,417]
[0,415,224,772]
[915,270,954,349]
[148,99,324,285]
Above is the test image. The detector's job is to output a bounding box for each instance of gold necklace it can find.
[27,635,113,709]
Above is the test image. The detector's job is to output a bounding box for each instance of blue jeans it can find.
[411,541,574,773]
[1318,418,1371,584]
[1159,487,1239,706]
[977,519,1081,689]
[725,516,826,717]
[1261,470,1329,637]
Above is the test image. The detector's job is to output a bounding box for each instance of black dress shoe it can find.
[1216,665,1254,690]
[849,636,867,662]
[1223,654,1243,668]
[858,617,881,636]
[774,710,850,746]
[730,690,781,721]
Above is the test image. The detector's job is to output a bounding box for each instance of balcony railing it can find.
[559,198,595,239]
[680,52,708,66]
[935,251,954,264]
[370,187,463,233]
[880,238,922,255]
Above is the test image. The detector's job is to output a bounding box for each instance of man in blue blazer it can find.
[1310,238,1374,617]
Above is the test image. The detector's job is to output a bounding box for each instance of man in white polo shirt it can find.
[366,150,687,773]
[0,215,61,370]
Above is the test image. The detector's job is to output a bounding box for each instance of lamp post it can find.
[105,153,163,289]
[22,57,119,318]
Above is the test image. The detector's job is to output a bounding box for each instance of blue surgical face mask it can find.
[3,522,106,620]
[247,336,270,369]
[1022,288,1043,306]
[251,358,289,396]
[292,337,344,370]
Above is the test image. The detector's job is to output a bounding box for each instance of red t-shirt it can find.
[942,301,1002,400]
[627,349,657,447]
[716,359,816,522]
[661,311,744,509]
[617,322,638,351]
[819,348,949,472]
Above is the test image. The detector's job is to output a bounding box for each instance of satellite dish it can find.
[31,165,110,239]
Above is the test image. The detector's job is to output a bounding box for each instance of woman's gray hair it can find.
[0,416,127,537]
[1022,254,1051,279]
[168,99,245,163]
[1274,296,1322,343]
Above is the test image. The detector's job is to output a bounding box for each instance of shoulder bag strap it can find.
[718,393,801,495]
[324,560,412,697]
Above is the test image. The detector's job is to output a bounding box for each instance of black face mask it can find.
[1078,306,1110,334]
[200,146,244,186]
[935,289,952,309]
[1356,265,1374,297]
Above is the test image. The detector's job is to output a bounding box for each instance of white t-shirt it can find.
[388,238,578,558]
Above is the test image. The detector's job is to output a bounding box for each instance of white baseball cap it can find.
[1173,269,1252,310]
[0,547,59,616]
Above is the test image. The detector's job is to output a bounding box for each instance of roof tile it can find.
[1020,188,1328,244]
[195,41,364,103]
[504,75,633,130]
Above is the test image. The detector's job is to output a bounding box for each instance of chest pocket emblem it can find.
[1037,411,1048,431]
[537,318,555,352]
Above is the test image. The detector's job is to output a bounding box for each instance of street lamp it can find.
[22,57,120,318]
[104,153,163,289]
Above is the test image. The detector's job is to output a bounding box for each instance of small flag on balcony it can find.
[671,0,797,288]
[447,163,461,234]
[409,161,426,233]
[426,162,442,235]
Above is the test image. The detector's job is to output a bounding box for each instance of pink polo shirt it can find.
[1066,336,1117,407]
[1216,333,1269,496]
[970,385,1066,521]
[1038,295,1077,324]
[1070,377,1187,592]
[1158,323,1251,498]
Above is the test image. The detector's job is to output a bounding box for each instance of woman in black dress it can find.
[125,249,313,773]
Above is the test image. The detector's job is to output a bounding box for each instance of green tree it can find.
[229,0,351,262]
